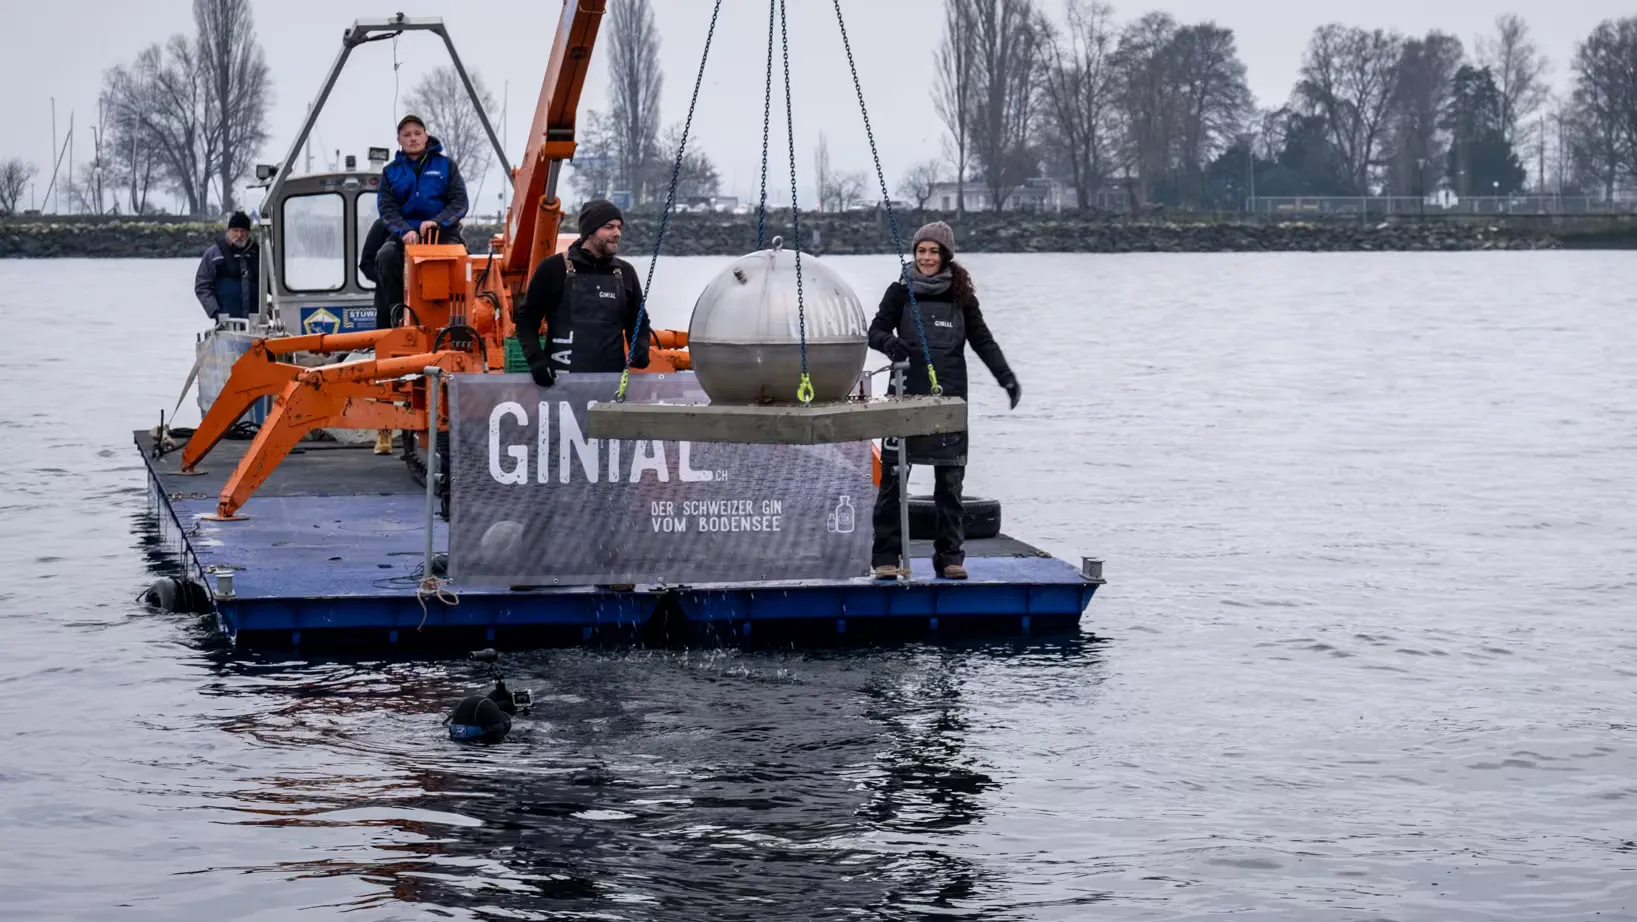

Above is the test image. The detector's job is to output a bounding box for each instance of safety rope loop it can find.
[756,0,776,250]
[778,0,811,404]
[831,0,938,393]
[619,0,723,402]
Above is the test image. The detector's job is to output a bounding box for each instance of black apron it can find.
[895,295,968,466]
[550,259,630,373]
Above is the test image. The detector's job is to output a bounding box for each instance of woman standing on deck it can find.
[868,221,1021,581]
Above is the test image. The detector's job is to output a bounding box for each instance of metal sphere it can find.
[687,238,869,404]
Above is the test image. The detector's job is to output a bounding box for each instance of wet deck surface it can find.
[137,431,1081,602]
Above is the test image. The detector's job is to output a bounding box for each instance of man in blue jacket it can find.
[373,113,469,330]
[193,210,260,322]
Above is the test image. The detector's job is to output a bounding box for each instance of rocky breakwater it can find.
[610,211,1561,256]
[0,211,1576,259]
[0,217,220,258]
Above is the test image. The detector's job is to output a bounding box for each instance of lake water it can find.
[1,252,1635,921]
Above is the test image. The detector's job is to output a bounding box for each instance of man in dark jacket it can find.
[358,217,388,285]
[867,221,1019,580]
[514,199,650,388]
[373,114,469,329]
[194,211,260,322]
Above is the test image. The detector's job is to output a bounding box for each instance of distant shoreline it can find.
[3,211,1633,259]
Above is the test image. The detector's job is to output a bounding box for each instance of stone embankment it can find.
[4,210,1628,258]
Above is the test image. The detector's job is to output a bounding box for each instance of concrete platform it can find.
[584,395,967,445]
[134,429,1103,653]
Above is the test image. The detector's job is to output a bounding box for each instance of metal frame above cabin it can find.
[264,14,514,210]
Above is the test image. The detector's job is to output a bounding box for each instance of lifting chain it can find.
[617,0,723,402]
[777,0,814,405]
[829,0,940,395]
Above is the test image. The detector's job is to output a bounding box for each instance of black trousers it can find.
[373,231,465,329]
[872,447,966,570]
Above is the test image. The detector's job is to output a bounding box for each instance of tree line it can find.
[564,1,1637,215]
[0,0,506,219]
[931,0,1637,211]
[4,1,1634,218]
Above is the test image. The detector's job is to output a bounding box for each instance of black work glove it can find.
[527,354,557,388]
[629,351,650,370]
[1001,375,1021,409]
[879,335,912,362]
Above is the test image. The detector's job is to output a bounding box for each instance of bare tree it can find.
[195,0,270,213]
[1477,14,1550,148]
[1169,23,1255,202]
[0,159,36,214]
[657,121,720,201]
[1565,17,1637,198]
[569,109,620,201]
[1035,0,1119,209]
[1295,24,1405,194]
[831,170,870,209]
[404,66,499,193]
[967,0,1043,210]
[809,133,867,211]
[138,36,219,215]
[1111,12,1180,207]
[100,68,161,214]
[813,132,833,211]
[606,0,663,205]
[934,0,977,214]
[896,159,943,209]
[1386,31,1465,195]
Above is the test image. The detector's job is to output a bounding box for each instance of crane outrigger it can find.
[178,3,689,521]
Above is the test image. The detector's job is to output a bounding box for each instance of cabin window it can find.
[356,193,380,290]
[281,192,345,292]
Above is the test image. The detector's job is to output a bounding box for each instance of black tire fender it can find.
[907,494,1001,540]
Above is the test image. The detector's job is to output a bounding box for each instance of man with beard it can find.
[513,199,650,388]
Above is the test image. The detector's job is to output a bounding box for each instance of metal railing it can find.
[1247,195,1637,217]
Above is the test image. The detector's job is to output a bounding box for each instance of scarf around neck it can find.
[904,266,953,297]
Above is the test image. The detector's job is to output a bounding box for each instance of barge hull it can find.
[135,432,1101,651]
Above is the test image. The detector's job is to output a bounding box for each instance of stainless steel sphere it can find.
[687,238,869,404]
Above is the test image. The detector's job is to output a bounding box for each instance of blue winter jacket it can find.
[378,136,468,238]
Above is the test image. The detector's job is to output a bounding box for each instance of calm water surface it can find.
[1,252,1634,921]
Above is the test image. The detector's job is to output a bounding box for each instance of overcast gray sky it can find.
[0,0,1628,213]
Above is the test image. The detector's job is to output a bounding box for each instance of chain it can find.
[756,0,775,250]
[778,0,813,404]
[618,0,723,402]
[829,0,938,394]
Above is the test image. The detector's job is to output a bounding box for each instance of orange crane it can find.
[179,2,690,520]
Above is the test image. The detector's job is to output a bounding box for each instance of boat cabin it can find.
[251,152,387,338]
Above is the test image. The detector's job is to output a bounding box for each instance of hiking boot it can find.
[874,565,906,580]
[939,563,968,580]
[374,429,393,455]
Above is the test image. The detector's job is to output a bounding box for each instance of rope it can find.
[617,0,723,402]
[829,0,940,395]
[755,0,776,249]
[778,0,814,405]
[416,574,459,631]
[392,34,401,120]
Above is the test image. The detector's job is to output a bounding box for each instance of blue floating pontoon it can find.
[135,431,1104,652]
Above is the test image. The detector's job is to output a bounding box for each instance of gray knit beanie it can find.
[913,221,955,256]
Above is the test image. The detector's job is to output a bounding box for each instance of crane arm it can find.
[501,0,607,287]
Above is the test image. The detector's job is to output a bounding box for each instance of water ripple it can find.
[4,254,1637,920]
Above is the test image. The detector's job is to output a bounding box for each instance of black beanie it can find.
[578,199,623,238]
[228,211,251,230]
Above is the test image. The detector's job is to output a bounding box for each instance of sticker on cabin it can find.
[444,373,875,585]
[299,305,376,336]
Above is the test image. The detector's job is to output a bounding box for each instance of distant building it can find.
[926,177,1125,212]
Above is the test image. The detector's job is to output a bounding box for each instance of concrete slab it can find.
[584,396,967,445]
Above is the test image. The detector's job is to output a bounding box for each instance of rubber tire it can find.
[908,494,1001,541]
